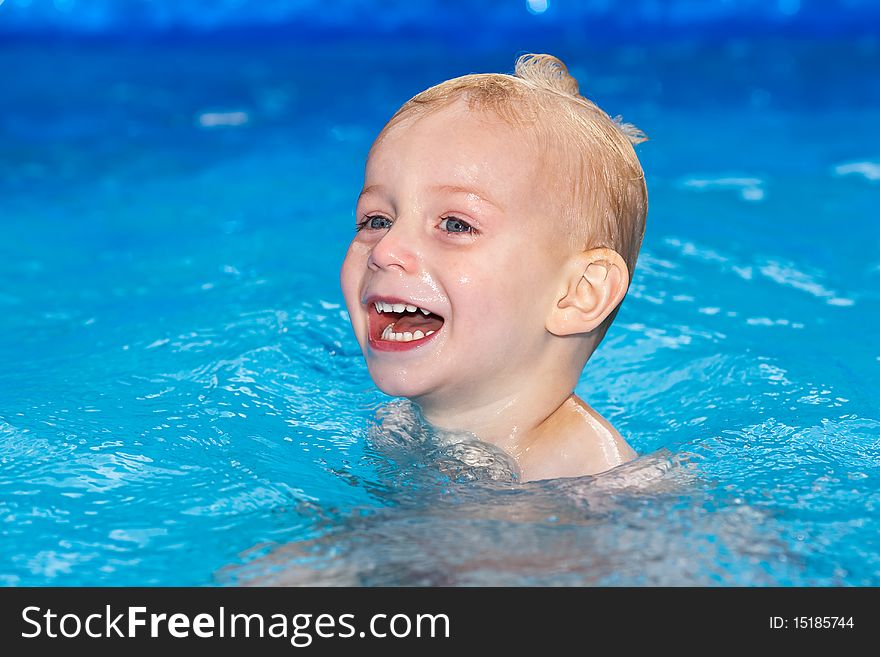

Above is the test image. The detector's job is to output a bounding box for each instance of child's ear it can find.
[546,248,629,337]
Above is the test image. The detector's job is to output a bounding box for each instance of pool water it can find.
[1,23,879,585]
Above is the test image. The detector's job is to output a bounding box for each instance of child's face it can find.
[341,100,571,411]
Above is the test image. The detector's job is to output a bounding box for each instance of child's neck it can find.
[415,386,575,459]
[415,388,634,482]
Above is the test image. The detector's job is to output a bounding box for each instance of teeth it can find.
[373,300,436,317]
[379,324,437,343]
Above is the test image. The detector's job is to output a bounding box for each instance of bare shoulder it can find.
[518,395,637,482]
[571,396,638,464]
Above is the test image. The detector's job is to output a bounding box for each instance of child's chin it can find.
[374,382,426,399]
[370,372,431,400]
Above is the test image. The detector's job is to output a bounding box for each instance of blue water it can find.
[2,3,879,585]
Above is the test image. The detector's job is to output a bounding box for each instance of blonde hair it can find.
[373,53,648,333]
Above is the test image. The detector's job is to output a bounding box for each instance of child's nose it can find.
[367,221,419,272]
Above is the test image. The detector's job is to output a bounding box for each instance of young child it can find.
[340,53,648,482]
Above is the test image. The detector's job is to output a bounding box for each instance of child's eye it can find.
[439,216,476,234]
[355,215,393,231]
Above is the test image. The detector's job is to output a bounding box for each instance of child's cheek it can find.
[339,244,369,326]
[340,242,369,287]
[451,267,509,331]
[343,240,372,264]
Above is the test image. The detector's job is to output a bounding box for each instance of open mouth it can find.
[367,299,445,347]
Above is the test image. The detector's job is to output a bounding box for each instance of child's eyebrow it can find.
[357,184,385,201]
[357,183,503,212]
[430,184,503,211]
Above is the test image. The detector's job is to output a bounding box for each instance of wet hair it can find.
[373,53,648,333]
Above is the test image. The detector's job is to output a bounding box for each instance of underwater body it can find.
[1,1,879,585]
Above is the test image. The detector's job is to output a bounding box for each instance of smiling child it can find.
[340,53,648,482]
